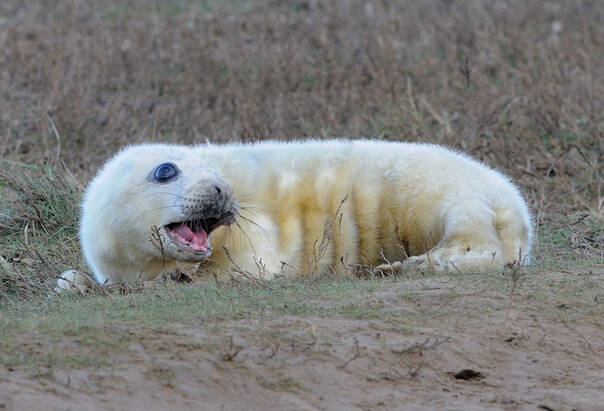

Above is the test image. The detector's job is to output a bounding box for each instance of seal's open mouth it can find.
[164,218,222,251]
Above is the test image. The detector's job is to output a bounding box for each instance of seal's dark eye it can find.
[153,163,178,183]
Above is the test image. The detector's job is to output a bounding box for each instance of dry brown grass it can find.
[0,0,602,298]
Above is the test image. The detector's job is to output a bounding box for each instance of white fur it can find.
[65,139,533,287]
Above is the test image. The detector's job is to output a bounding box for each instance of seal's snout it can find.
[160,176,239,258]
[185,177,238,224]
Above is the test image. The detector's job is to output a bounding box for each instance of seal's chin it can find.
[162,217,223,261]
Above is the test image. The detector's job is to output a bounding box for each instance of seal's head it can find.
[80,144,239,283]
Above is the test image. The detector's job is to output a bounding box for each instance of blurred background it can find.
[0,0,601,284]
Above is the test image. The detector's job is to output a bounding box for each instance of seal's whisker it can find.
[240,206,267,216]
[238,215,271,242]
[234,195,254,203]
[234,221,257,255]
[238,199,266,212]
[223,225,236,247]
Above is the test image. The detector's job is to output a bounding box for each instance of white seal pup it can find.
[58,139,533,288]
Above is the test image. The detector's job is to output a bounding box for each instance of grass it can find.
[258,374,307,392]
[0,262,601,370]
[0,164,83,301]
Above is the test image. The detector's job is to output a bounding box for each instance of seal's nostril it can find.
[214,185,222,196]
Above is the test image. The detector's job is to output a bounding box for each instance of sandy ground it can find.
[1,274,603,411]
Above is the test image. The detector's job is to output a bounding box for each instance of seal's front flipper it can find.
[55,269,94,293]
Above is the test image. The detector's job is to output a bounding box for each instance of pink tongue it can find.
[172,224,208,251]
[173,224,194,242]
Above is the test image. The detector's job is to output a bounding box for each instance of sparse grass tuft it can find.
[0,164,84,301]
[258,374,307,392]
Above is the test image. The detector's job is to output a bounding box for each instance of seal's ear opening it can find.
[150,162,180,183]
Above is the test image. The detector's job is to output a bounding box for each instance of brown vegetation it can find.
[2,0,602,242]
